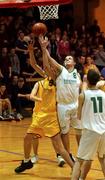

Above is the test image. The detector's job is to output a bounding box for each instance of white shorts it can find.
[57,103,82,134]
[77,129,105,160]
[71,118,82,130]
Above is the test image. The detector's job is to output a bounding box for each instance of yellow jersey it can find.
[27,78,60,137]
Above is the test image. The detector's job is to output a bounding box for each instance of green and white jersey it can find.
[81,89,105,134]
[56,66,81,104]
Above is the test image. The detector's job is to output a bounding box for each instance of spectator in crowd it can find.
[80,46,88,57]
[84,56,100,75]
[15,31,28,73]
[11,76,32,120]
[9,74,19,109]
[22,57,37,78]
[58,34,70,64]
[0,83,14,119]
[0,22,8,49]
[90,19,100,37]
[0,47,12,87]
[75,56,85,80]
[55,27,61,43]
[48,33,58,60]
[9,48,20,75]
[94,44,105,71]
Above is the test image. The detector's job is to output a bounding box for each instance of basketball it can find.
[32,22,47,36]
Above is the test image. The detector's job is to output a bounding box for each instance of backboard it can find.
[0,0,72,8]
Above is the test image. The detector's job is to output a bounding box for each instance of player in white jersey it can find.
[71,69,105,180]
[39,36,82,166]
[56,61,82,141]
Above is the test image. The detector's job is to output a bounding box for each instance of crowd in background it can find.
[0,6,105,120]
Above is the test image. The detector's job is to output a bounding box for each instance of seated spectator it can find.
[0,83,14,120]
[84,56,100,75]
[10,76,33,120]
[94,44,105,71]
[9,74,19,107]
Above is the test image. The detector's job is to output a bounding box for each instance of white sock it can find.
[24,159,30,163]
[79,178,84,180]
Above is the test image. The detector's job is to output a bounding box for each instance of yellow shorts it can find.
[27,112,60,138]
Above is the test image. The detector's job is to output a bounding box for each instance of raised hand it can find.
[28,41,34,52]
[38,35,49,50]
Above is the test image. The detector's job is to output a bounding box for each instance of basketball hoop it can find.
[38,4,59,20]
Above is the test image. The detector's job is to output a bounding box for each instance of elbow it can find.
[30,94,33,100]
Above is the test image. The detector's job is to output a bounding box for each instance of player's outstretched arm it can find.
[28,43,46,78]
[39,36,62,80]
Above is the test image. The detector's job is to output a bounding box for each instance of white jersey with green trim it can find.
[81,89,105,134]
[56,66,81,104]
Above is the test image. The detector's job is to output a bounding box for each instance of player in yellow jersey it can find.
[83,56,100,75]
[27,41,76,167]
[14,77,74,174]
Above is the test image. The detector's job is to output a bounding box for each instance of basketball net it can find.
[38,5,59,20]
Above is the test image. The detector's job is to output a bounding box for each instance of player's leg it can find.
[24,133,34,159]
[71,159,92,180]
[61,132,75,162]
[31,137,39,163]
[61,132,70,153]
[70,109,82,146]
[97,133,105,177]
[72,129,101,179]
[14,133,38,173]
[51,133,74,168]
[57,104,75,165]
[75,130,81,146]
[52,140,66,167]
[71,159,83,180]
[98,156,105,176]
[80,160,92,179]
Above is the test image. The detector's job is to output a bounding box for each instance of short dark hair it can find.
[87,69,100,85]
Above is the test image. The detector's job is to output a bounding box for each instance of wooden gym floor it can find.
[0,118,104,180]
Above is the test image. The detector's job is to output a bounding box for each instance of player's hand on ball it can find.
[39,35,49,49]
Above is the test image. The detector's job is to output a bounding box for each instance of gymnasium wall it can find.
[73,0,105,32]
